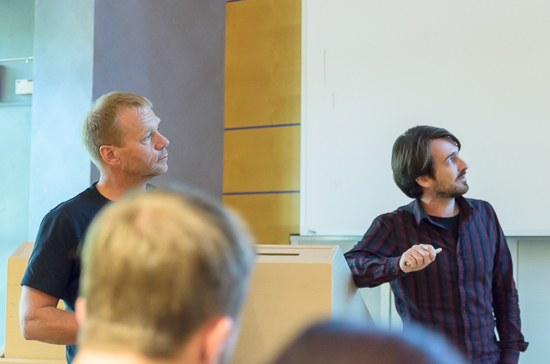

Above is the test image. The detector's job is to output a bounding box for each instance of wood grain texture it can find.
[223,125,300,193]
[225,0,301,128]
[223,193,299,245]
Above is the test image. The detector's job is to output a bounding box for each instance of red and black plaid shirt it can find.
[345,196,528,364]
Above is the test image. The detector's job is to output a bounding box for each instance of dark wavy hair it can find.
[392,126,460,199]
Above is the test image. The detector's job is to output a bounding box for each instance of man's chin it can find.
[157,160,169,172]
[450,185,469,198]
[156,167,168,176]
[435,184,469,199]
[147,166,168,178]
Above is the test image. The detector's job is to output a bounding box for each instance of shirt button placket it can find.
[457,250,469,355]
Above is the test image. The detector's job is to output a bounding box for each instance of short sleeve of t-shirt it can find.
[21,209,78,301]
[21,184,111,309]
[20,184,111,364]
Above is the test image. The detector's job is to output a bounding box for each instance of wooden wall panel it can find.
[225,0,301,245]
[224,193,299,245]
[225,0,301,128]
[224,125,300,193]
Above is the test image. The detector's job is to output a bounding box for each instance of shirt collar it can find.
[410,195,474,225]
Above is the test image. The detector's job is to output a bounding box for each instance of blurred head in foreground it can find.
[271,321,467,364]
[74,189,256,364]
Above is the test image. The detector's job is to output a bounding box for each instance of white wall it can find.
[515,239,550,364]
[0,106,31,348]
[28,0,94,240]
[0,0,34,348]
[301,0,550,237]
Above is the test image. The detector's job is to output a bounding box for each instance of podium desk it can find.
[1,242,65,363]
[3,243,370,364]
[232,245,371,364]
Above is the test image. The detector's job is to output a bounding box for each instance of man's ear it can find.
[200,316,234,364]
[415,175,432,189]
[99,145,120,166]
[75,297,87,327]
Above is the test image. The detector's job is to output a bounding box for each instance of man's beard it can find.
[433,173,469,199]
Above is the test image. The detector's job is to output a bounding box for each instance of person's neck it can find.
[418,195,460,218]
[96,170,150,201]
[73,350,141,364]
[73,349,179,364]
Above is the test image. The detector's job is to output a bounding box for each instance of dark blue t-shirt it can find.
[21,183,110,363]
[429,213,461,242]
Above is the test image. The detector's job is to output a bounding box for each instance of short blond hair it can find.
[82,92,152,167]
[79,189,256,358]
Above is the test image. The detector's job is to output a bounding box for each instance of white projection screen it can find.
[300,0,550,237]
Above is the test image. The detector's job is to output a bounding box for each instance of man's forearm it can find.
[500,349,520,364]
[22,307,77,345]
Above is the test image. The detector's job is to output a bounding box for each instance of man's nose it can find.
[157,133,169,149]
[458,156,468,171]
